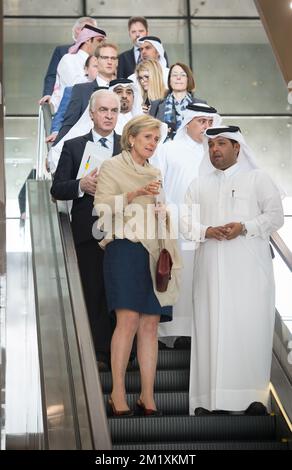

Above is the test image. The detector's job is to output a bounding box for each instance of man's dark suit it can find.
[117,48,137,79]
[53,80,100,145]
[51,131,121,365]
[42,44,71,96]
[117,47,169,79]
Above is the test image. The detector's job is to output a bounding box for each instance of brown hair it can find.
[168,62,195,93]
[128,16,148,31]
[94,41,119,59]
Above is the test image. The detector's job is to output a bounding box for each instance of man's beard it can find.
[120,101,130,113]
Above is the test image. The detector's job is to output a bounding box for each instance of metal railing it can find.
[36,103,53,179]
[30,105,112,449]
[28,180,111,449]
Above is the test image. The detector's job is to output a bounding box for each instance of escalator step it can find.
[104,392,189,416]
[109,415,278,443]
[113,440,290,450]
[129,350,190,371]
[100,369,189,394]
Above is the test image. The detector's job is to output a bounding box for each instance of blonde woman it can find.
[94,115,181,416]
[136,59,167,114]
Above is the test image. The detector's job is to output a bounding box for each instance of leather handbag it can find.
[156,248,173,293]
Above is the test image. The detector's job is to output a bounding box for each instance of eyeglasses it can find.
[138,75,150,81]
[99,55,118,61]
[171,72,187,78]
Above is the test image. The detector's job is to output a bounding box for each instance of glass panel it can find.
[3,0,82,16]
[221,117,292,197]
[4,18,189,115]
[190,0,258,17]
[28,181,93,448]
[5,117,38,218]
[6,218,43,441]
[192,20,289,114]
[97,18,189,65]
[87,0,186,16]
[4,18,79,114]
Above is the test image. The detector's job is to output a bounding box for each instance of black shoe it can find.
[245,402,268,416]
[212,409,231,415]
[173,337,191,350]
[136,399,162,417]
[158,340,172,350]
[194,407,212,416]
[108,396,134,417]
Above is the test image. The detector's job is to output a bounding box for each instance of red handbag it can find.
[156,248,173,293]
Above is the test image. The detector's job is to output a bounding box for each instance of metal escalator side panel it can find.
[28,180,111,449]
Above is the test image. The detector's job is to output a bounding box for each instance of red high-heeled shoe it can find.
[108,396,133,417]
[136,398,162,416]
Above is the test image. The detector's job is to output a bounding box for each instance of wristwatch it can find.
[240,222,247,236]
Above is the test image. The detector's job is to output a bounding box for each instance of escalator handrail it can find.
[56,201,111,450]
[36,103,53,180]
[271,232,292,271]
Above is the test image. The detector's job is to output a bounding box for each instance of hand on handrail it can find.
[46,132,58,143]
[39,95,51,105]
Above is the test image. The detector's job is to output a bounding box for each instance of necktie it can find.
[99,137,108,148]
[136,48,141,64]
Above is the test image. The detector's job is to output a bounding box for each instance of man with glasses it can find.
[53,42,118,144]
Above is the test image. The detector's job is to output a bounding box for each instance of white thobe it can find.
[151,135,204,338]
[182,163,284,413]
[114,112,133,135]
[51,50,89,111]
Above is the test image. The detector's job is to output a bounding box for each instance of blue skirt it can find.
[103,239,172,322]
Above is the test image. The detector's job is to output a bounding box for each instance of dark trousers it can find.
[75,239,115,364]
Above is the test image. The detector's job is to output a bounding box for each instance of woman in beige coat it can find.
[94,115,181,416]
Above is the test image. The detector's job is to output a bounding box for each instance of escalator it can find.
[23,173,292,450]
[17,98,292,450]
[101,347,291,450]
[25,179,111,449]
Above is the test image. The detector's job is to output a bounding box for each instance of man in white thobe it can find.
[128,35,169,112]
[182,126,284,415]
[51,25,106,111]
[151,103,221,346]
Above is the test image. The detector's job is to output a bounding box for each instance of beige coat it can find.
[94,150,182,306]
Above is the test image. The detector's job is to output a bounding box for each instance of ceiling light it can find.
[290,2,292,9]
